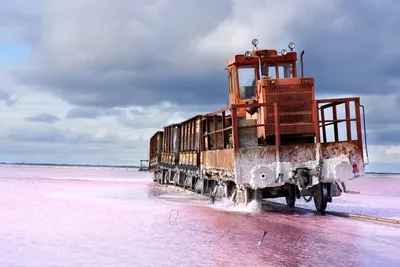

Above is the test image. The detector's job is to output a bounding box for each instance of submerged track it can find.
[157,183,400,226]
[263,200,400,226]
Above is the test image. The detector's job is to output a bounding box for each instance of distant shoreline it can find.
[0,163,139,171]
[365,173,400,177]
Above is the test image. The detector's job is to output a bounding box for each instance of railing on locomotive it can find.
[201,106,232,151]
[201,98,365,157]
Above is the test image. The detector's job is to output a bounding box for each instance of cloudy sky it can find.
[0,0,399,172]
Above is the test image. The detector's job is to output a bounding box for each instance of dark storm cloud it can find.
[0,0,43,43]
[11,0,397,111]
[12,0,231,108]
[293,0,400,95]
[115,102,222,129]
[287,0,400,147]
[342,93,400,146]
[368,129,400,146]
[20,69,227,108]
[26,112,61,124]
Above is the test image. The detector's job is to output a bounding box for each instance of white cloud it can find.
[369,145,400,164]
[191,0,336,66]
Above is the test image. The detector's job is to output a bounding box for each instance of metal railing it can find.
[201,106,233,151]
[201,98,365,157]
[317,97,361,143]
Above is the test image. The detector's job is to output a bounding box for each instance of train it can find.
[148,39,367,212]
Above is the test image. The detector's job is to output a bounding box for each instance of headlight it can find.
[252,39,259,46]
[288,42,295,50]
[281,49,287,55]
[244,51,252,58]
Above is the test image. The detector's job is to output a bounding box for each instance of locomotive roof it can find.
[180,114,203,124]
[162,122,181,129]
[149,130,163,140]
[227,50,297,66]
[163,114,203,129]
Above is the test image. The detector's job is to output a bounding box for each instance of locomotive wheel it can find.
[285,184,296,208]
[314,183,328,213]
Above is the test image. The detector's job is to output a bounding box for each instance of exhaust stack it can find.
[300,50,305,77]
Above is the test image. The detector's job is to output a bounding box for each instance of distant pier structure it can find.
[138,160,149,171]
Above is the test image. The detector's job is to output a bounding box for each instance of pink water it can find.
[0,166,399,267]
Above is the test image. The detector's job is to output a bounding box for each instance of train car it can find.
[149,39,368,212]
[149,131,163,180]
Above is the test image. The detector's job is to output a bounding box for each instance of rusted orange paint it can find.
[201,149,235,170]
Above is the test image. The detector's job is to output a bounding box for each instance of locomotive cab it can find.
[227,41,315,145]
[227,41,301,117]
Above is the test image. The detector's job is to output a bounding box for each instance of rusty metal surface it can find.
[234,144,317,185]
[180,116,201,152]
[321,141,363,171]
[279,143,317,163]
[234,140,364,186]
[264,83,315,136]
[179,152,198,166]
[149,131,163,166]
[201,149,235,170]
[161,152,176,165]
[161,123,181,166]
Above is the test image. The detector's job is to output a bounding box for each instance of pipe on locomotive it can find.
[300,50,305,78]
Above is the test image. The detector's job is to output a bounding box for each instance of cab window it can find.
[238,66,256,99]
[261,64,277,79]
[278,63,293,78]
[262,63,293,79]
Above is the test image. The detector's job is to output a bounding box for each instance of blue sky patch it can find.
[0,42,30,68]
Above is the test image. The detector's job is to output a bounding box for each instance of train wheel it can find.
[314,183,328,213]
[285,184,296,208]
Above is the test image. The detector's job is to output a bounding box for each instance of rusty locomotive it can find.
[148,39,367,212]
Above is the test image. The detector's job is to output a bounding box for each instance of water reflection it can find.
[1,169,400,267]
[151,185,400,266]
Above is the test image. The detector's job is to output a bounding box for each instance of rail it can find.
[264,200,400,225]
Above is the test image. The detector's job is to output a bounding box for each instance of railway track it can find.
[323,210,400,225]
[158,183,400,226]
[263,200,400,226]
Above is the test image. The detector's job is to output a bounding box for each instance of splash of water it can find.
[206,197,262,213]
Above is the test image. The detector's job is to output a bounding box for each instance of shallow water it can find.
[0,166,399,267]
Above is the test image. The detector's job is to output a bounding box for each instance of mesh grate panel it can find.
[264,84,315,135]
